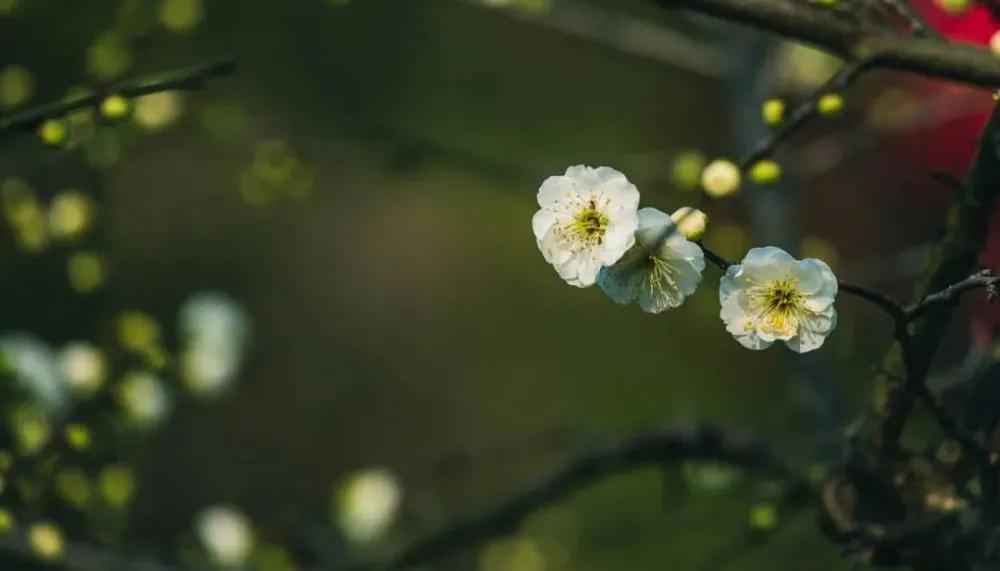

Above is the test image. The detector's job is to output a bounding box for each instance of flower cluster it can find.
[532,165,839,353]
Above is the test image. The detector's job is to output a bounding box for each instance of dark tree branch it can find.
[867,104,1000,453]
[905,272,1000,320]
[0,58,237,138]
[875,0,943,39]
[359,424,803,571]
[651,0,1000,87]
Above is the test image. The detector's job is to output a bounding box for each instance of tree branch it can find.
[868,104,1000,453]
[905,272,1000,320]
[0,58,237,138]
[651,0,1000,87]
[360,424,803,571]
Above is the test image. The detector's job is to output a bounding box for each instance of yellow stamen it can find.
[745,277,811,336]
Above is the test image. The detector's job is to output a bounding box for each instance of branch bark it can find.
[653,0,1000,87]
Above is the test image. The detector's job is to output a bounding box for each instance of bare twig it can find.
[0,58,237,138]
[906,272,1000,320]
[735,60,871,170]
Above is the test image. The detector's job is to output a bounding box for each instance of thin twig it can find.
[736,60,872,170]
[0,58,237,138]
[906,273,1000,320]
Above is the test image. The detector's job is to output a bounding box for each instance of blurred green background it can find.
[0,0,979,570]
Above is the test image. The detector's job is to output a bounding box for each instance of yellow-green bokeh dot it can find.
[158,0,203,32]
[68,252,106,293]
[255,544,296,571]
[38,120,68,147]
[670,150,706,192]
[28,522,64,561]
[799,236,839,268]
[87,33,133,79]
[99,465,136,507]
[49,191,94,240]
[0,509,13,533]
[117,311,160,352]
[64,424,91,451]
[748,503,778,531]
[0,65,34,109]
[55,468,92,508]
[134,91,184,131]
[0,0,18,16]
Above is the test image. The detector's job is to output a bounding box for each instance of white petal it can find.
[637,277,685,313]
[537,227,573,265]
[665,234,704,266]
[795,258,838,298]
[784,328,826,353]
[598,265,642,305]
[741,246,797,281]
[554,252,603,288]
[743,246,796,266]
[803,306,838,335]
[593,166,628,184]
[670,258,704,296]
[719,265,750,304]
[785,308,837,353]
[734,332,774,351]
[531,209,560,242]
[564,164,595,180]
[634,208,676,249]
[720,293,752,335]
[537,175,571,208]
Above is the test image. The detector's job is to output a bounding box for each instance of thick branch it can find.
[869,104,1000,451]
[364,424,801,571]
[0,58,237,137]
[652,0,1000,88]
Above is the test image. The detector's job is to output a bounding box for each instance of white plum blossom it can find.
[532,165,640,287]
[719,246,838,353]
[597,207,705,313]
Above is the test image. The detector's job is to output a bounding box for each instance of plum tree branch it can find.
[357,423,804,571]
[0,58,237,139]
[651,0,1000,88]
[867,104,1000,454]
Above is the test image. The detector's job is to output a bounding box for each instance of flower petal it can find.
[734,332,774,350]
[634,207,675,249]
[795,258,838,297]
[598,260,642,305]
[741,246,797,281]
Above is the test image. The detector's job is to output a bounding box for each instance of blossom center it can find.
[571,204,609,243]
[746,277,805,336]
